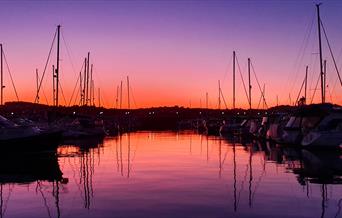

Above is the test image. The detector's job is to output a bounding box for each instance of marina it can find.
[0,1,341,217]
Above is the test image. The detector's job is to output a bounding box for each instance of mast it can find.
[120,80,122,109]
[233,51,236,109]
[0,44,3,105]
[262,84,265,109]
[206,92,208,109]
[55,25,60,106]
[90,63,93,106]
[79,70,82,105]
[218,80,221,110]
[127,76,130,110]
[36,69,39,103]
[92,80,95,106]
[248,58,252,110]
[316,4,325,103]
[305,66,308,104]
[323,60,326,102]
[116,85,119,109]
[98,88,100,107]
[83,58,87,105]
[86,52,90,105]
[289,93,292,105]
[52,65,55,105]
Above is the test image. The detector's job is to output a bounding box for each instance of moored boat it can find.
[301,106,342,148]
[0,115,62,150]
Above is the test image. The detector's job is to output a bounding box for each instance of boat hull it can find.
[0,130,62,151]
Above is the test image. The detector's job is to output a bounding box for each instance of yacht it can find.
[301,106,342,148]
[280,104,342,147]
[0,115,61,149]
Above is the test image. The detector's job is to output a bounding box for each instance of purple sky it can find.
[0,0,341,108]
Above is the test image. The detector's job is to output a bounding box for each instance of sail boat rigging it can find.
[35,26,57,104]
[0,44,20,105]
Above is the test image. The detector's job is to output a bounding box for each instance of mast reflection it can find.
[58,136,103,210]
[222,136,342,216]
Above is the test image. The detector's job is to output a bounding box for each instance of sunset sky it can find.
[0,0,341,108]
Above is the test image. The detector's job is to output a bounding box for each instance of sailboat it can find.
[281,4,342,148]
[0,114,61,149]
[301,104,342,148]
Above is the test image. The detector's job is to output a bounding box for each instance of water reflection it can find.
[0,148,67,218]
[113,134,133,178]
[237,140,342,218]
[0,132,340,218]
[58,137,104,210]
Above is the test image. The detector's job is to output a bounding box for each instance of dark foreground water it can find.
[0,131,341,218]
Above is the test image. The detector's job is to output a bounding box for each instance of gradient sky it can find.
[0,0,341,108]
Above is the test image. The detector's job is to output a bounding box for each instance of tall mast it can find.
[127,76,130,110]
[316,4,324,103]
[86,52,90,105]
[0,44,3,105]
[55,25,61,106]
[233,51,236,109]
[305,66,308,104]
[79,70,82,105]
[90,63,93,106]
[248,58,252,110]
[83,58,87,105]
[206,92,208,109]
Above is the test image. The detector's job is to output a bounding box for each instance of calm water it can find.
[0,131,341,218]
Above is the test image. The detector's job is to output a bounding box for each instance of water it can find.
[0,131,341,218]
